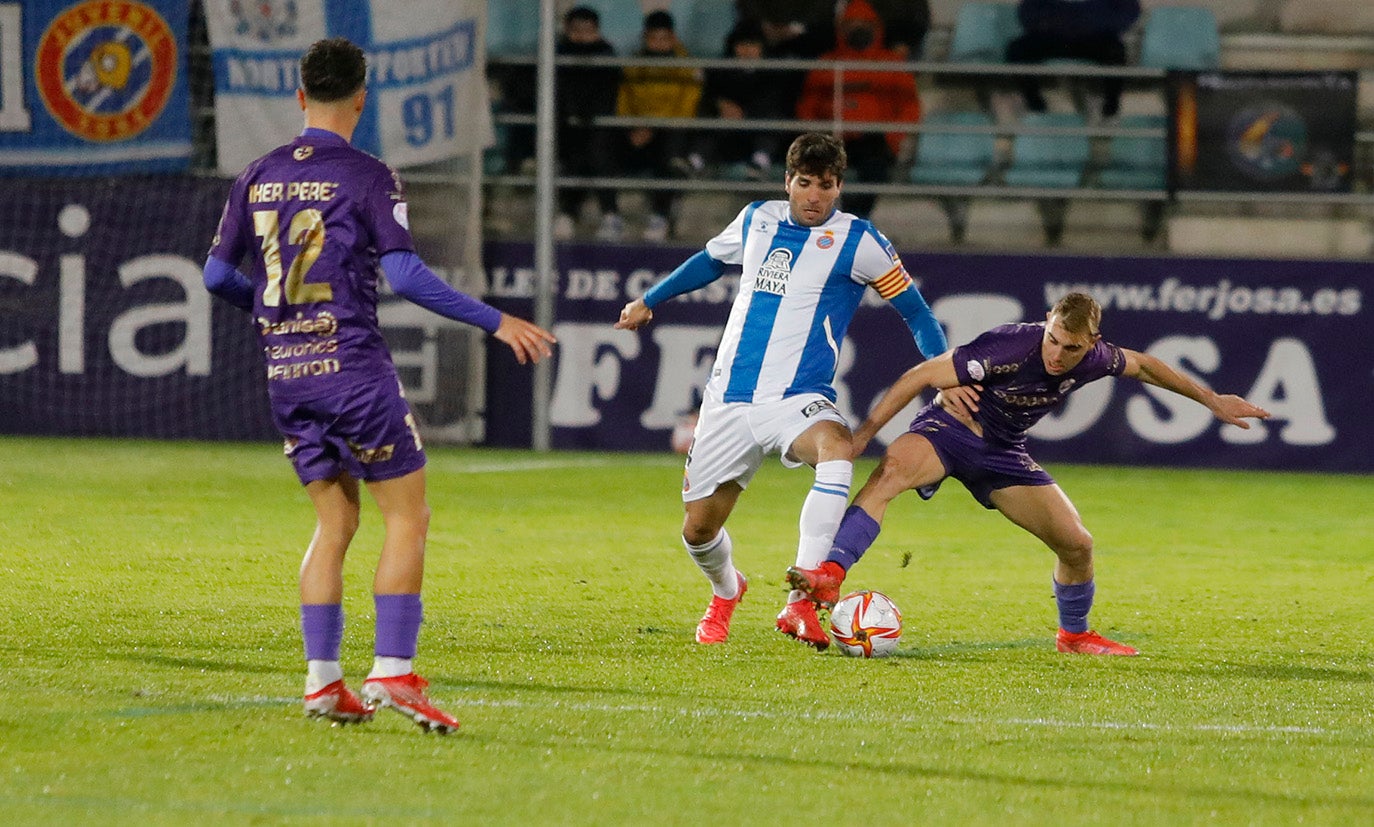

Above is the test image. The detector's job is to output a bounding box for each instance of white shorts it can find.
[681,389,849,502]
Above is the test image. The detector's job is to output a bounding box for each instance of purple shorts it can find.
[271,377,426,485]
[906,406,1054,509]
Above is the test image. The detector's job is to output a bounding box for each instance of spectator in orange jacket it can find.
[795,0,920,218]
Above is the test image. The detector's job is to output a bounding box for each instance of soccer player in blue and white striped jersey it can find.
[616,132,949,648]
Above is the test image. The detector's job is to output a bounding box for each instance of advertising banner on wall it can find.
[0,0,192,174]
[0,176,479,441]
[204,0,491,175]
[1170,71,1358,193]
[483,241,1372,473]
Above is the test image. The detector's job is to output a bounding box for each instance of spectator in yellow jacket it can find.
[609,10,703,242]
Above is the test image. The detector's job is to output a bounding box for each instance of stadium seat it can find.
[1003,112,1090,245]
[1139,7,1221,70]
[671,0,738,56]
[948,2,1022,63]
[1003,112,1090,189]
[908,111,999,244]
[909,111,998,187]
[486,3,539,57]
[585,0,647,55]
[1098,114,1169,242]
[1098,114,1167,191]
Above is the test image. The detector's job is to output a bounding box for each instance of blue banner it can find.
[204,0,490,175]
[483,241,1373,473]
[0,1,192,174]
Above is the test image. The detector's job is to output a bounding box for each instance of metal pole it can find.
[531,0,557,452]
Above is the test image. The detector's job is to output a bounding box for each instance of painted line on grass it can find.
[173,694,1337,737]
[431,456,680,474]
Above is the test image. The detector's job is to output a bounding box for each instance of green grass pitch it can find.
[0,437,1370,825]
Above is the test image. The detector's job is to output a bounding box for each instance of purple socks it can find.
[1053,579,1095,633]
[374,593,424,659]
[826,505,881,571]
[301,603,343,661]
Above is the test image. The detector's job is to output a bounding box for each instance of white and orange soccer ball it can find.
[828,590,902,658]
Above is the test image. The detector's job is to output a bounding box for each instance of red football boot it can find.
[695,571,747,644]
[775,598,830,650]
[303,680,374,725]
[1056,628,1139,656]
[784,561,846,609]
[361,673,461,733]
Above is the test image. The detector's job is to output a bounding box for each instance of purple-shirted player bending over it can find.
[787,292,1270,655]
[203,38,555,731]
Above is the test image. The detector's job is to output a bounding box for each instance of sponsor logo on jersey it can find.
[35,1,178,143]
[966,359,986,381]
[800,399,837,418]
[755,248,793,296]
[228,0,300,42]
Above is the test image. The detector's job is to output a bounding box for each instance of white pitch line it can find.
[431,456,679,474]
[202,694,1337,736]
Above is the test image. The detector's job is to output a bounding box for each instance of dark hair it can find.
[1050,292,1103,337]
[566,5,600,26]
[644,10,674,31]
[726,18,766,53]
[299,37,366,103]
[785,132,847,180]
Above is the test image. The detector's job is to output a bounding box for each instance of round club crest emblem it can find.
[35,1,178,143]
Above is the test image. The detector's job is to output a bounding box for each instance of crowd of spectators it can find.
[506,0,1162,241]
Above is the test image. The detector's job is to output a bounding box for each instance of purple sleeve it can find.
[1084,340,1128,379]
[381,251,502,334]
[362,165,417,256]
[208,173,250,265]
[203,256,253,311]
[951,325,1026,385]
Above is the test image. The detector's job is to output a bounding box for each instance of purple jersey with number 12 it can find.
[952,322,1127,448]
[209,129,414,403]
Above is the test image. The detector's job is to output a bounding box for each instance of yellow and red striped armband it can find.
[871,265,913,300]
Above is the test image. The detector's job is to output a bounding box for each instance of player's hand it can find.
[494,314,557,365]
[1211,394,1271,428]
[935,384,981,421]
[615,298,653,331]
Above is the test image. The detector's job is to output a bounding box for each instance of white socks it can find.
[368,656,413,680]
[685,528,739,599]
[791,459,853,602]
[305,659,343,694]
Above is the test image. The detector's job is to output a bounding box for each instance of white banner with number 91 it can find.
[205,0,491,174]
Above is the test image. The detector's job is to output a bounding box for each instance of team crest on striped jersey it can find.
[816,232,834,249]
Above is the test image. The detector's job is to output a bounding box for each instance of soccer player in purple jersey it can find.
[203,38,555,731]
[787,292,1270,655]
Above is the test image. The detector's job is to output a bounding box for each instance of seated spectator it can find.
[868,0,931,59]
[555,6,620,241]
[794,0,921,218]
[754,3,833,128]
[614,10,703,242]
[1005,0,1141,118]
[693,18,791,178]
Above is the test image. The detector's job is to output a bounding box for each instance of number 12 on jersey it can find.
[253,209,333,306]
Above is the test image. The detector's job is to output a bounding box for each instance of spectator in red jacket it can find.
[795,0,921,218]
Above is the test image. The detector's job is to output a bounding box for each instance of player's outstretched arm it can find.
[1122,348,1271,428]
[494,313,557,365]
[852,352,960,456]
[615,297,653,330]
[615,250,726,331]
